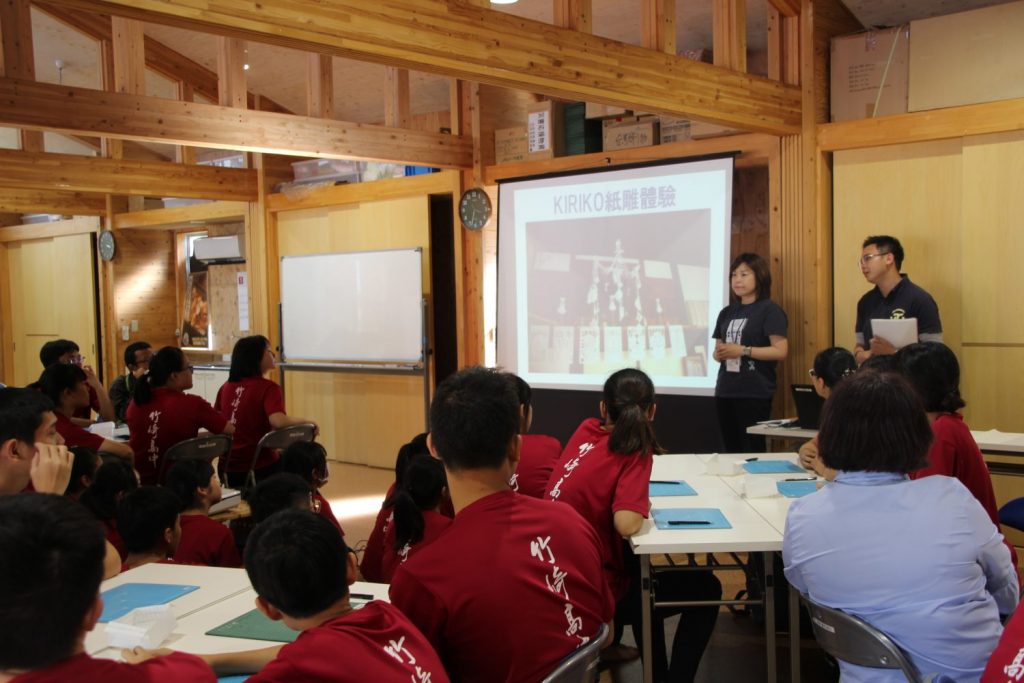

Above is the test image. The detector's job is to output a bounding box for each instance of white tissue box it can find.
[704,455,742,476]
[104,605,177,649]
[741,475,779,499]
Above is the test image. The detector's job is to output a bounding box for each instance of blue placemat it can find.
[218,677,249,683]
[99,583,199,622]
[649,480,697,497]
[652,508,731,530]
[742,460,804,475]
[777,480,819,498]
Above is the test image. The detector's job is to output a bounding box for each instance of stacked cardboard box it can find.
[602,115,660,151]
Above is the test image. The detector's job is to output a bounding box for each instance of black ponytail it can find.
[391,455,447,552]
[134,346,186,405]
[604,368,664,456]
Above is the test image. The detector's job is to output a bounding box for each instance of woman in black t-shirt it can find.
[712,253,789,453]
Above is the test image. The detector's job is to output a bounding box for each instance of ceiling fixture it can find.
[54,58,66,85]
[243,63,250,71]
[490,0,519,4]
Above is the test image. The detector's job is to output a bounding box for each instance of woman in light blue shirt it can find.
[783,371,1018,682]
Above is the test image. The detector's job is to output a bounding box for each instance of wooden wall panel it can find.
[275,195,432,468]
[961,347,1024,432]
[110,228,178,370]
[832,140,963,355]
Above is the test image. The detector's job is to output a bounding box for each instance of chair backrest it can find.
[239,423,317,490]
[540,622,609,683]
[158,433,233,485]
[800,594,922,683]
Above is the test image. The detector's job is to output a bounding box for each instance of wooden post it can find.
[217,37,247,109]
[713,0,747,72]
[642,0,676,54]
[306,54,334,119]
[553,0,592,33]
[384,67,410,128]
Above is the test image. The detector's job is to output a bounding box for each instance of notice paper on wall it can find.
[237,271,249,331]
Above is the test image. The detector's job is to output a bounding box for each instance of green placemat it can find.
[207,609,300,643]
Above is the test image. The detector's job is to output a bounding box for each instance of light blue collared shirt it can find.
[783,471,1019,682]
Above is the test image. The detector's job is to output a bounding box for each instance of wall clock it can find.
[98,230,116,261]
[459,188,492,231]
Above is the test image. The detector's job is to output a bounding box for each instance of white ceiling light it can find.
[490,0,519,4]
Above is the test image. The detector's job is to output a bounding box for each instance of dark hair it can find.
[730,252,772,301]
[0,494,105,670]
[166,458,217,512]
[508,373,533,432]
[858,354,899,374]
[392,455,447,552]
[228,335,270,382]
[39,339,79,368]
[812,347,856,390]
[244,509,350,619]
[117,486,180,554]
[246,473,312,524]
[383,434,430,509]
[896,342,966,414]
[36,363,88,407]
[0,387,54,445]
[280,441,329,486]
[124,341,152,369]
[134,346,187,405]
[863,235,905,270]
[429,366,520,471]
[80,457,139,522]
[603,368,664,456]
[65,446,101,498]
[818,372,932,473]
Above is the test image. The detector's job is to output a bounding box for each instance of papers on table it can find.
[100,583,199,622]
[652,508,732,530]
[209,488,242,515]
[649,480,697,497]
[870,317,918,349]
[742,460,804,475]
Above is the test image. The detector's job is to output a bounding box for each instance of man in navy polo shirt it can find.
[854,235,942,365]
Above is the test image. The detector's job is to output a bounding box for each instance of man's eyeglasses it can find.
[858,251,890,266]
[808,369,817,379]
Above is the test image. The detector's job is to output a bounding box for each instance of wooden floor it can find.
[320,461,839,682]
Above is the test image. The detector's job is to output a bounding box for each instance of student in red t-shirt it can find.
[0,388,71,497]
[126,510,449,682]
[379,454,451,583]
[507,374,561,498]
[36,363,134,461]
[544,368,721,683]
[126,346,234,486]
[390,367,613,683]
[79,457,138,561]
[280,441,345,537]
[360,433,431,582]
[117,486,181,571]
[246,473,314,524]
[982,601,1024,682]
[39,339,115,426]
[166,458,241,568]
[0,494,214,683]
[215,336,318,488]
[64,446,101,501]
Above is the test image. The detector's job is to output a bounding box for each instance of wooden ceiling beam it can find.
[40,0,802,135]
[0,0,43,151]
[0,148,258,200]
[766,0,800,19]
[0,77,474,169]
[0,187,107,215]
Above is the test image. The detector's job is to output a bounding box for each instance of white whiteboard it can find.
[280,249,424,363]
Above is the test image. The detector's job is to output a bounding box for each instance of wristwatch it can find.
[742,346,753,358]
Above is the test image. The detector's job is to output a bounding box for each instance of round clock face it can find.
[98,230,116,261]
[459,188,492,231]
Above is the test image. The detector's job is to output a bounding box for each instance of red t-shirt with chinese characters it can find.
[313,491,346,537]
[214,377,286,473]
[389,490,612,683]
[126,388,228,485]
[544,417,652,600]
[55,412,104,451]
[173,513,241,568]
[10,651,215,683]
[101,518,126,561]
[72,384,101,421]
[361,483,397,583]
[512,434,562,498]
[248,601,449,683]
[379,509,452,583]
[982,603,1024,682]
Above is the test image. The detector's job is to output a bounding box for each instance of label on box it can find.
[528,110,550,153]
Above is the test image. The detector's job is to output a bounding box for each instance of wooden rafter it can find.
[767,0,800,18]
[41,0,802,135]
[0,187,106,215]
[0,78,474,169]
[0,149,258,200]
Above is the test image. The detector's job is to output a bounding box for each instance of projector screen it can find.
[496,155,734,396]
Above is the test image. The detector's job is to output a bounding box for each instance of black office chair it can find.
[157,433,233,486]
[540,623,609,683]
[235,423,317,491]
[801,594,923,683]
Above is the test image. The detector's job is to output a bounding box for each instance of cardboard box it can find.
[585,102,630,119]
[494,127,528,164]
[830,27,910,122]
[909,2,1024,111]
[601,115,659,151]
[659,116,691,144]
[527,100,565,160]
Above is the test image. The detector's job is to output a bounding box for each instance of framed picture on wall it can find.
[181,271,211,349]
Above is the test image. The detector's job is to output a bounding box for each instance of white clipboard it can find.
[870,318,918,349]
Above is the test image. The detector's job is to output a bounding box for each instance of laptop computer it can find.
[791,384,825,430]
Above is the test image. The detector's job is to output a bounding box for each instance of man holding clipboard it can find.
[854,235,942,364]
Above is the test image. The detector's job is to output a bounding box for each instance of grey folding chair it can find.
[158,433,233,486]
[239,423,317,491]
[801,594,923,683]
[540,622,609,683]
